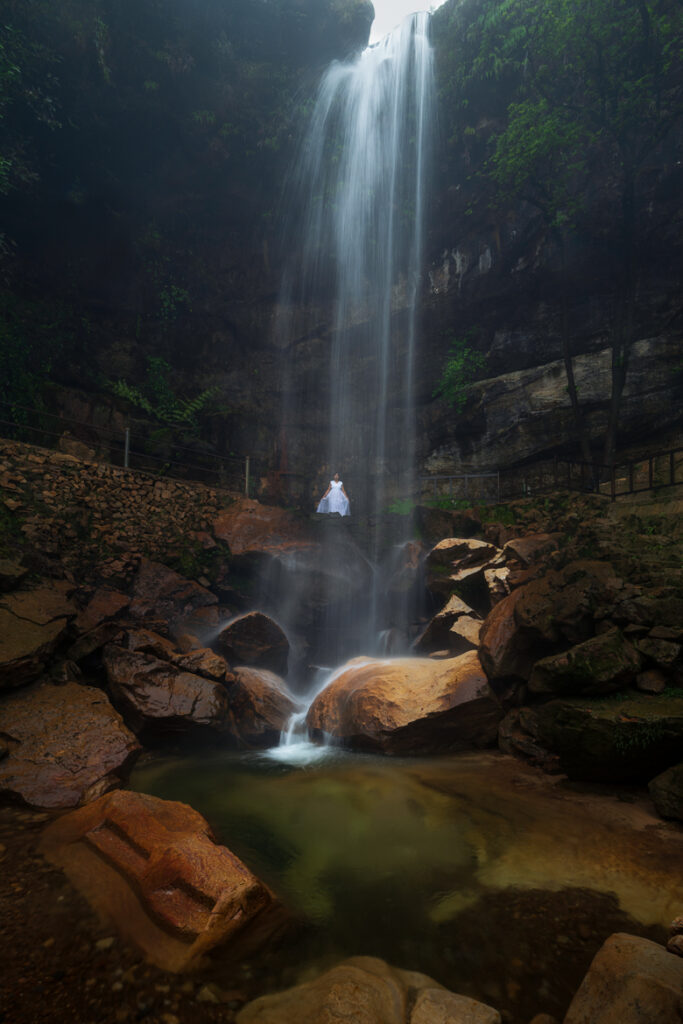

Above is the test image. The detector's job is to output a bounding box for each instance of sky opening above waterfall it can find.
[369,1,447,44]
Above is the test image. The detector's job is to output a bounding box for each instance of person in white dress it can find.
[316,473,350,516]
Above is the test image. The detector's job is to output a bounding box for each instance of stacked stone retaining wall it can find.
[0,439,237,582]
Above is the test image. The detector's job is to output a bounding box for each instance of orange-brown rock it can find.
[103,645,229,735]
[563,932,683,1024]
[40,790,285,972]
[214,613,289,675]
[413,594,481,656]
[236,956,501,1024]
[229,667,302,747]
[129,559,217,623]
[502,533,559,567]
[306,652,502,754]
[478,586,534,683]
[74,588,131,633]
[175,647,230,682]
[213,498,307,556]
[0,680,140,808]
[0,585,77,689]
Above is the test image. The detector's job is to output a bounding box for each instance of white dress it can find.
[317,480,350,516]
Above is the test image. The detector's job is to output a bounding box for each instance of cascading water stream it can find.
[270,14,435,751]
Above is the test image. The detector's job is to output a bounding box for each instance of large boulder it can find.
[40,790,285,973]
[0,680,140,808]
[73,588,130,633]
[649,762,683,823]
[306,652,502,754]
[213,613,290,675]
[528,692,683,782]
[103,645,229,736]
[236,955,501,1024]
[563,932,683,1024]
[0,585,76,689]
[229,667,302,747]
[129,559,217,624]
[479,561,629,686]
[528,628,642,697]
[414,505,481,544]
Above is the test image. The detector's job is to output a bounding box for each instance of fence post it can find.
[671,450,675,487]
[245,456,251,497]
[649,457,653,490]
[611,465,616,501]
[124,428,130,469]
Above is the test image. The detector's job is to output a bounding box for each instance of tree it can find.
[441,0,683,467]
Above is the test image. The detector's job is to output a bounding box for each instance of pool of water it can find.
[131,747,683,1022]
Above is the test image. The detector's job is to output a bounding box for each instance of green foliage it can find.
[433,335,486,411]
[385,498,415,515]
[109,357,219,430]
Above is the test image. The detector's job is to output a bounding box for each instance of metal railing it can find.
[419,472,501,504]
[0,399,256,495]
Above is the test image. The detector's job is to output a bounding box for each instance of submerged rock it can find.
[213,612,289,675]
[306,652,502,754]
[40,790,285,973]
[563,932,683,1024]
[0,680,140,808]
[236,955,501,1024]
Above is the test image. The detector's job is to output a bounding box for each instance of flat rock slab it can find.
[307,652,502,754]
[528,627,641,697]
[40,790,285,972]
[564,932,683,1024]
[0,680,140,808]
[213,498,307,556]
[74,588,130,633]
[237,955,501,1024]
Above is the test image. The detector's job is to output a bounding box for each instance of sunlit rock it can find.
[307,652,502,754]
[213,612,289,675]
[213,498,308,556]
[413,593,482,656]
[236,955,501,1024]
[0,680,140,808]
[229,667,302,747]
[502,533,559,567]
[40,790,285,972]
[563,933,683,1024]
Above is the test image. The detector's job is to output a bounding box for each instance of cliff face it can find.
[2,0,681,496]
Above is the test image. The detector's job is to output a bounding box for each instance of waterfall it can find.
[269,12,434,691]
[276,12,434,514]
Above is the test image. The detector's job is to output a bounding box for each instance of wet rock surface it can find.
[229,668,302,747]
[40,790,286,973]
[129,559,217,625]
[563,932,683,1024]
[307,652,502,754]
[213,613,289,676]
[103,645,230,737]
[0,585,76,689]
[0,680,140,808]
[236,955,502,1024]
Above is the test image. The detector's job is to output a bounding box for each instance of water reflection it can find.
[131,750,683,1022]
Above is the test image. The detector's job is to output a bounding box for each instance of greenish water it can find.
[131,747,683,1023]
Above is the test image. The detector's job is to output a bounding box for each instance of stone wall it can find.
[0,439,236,583]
